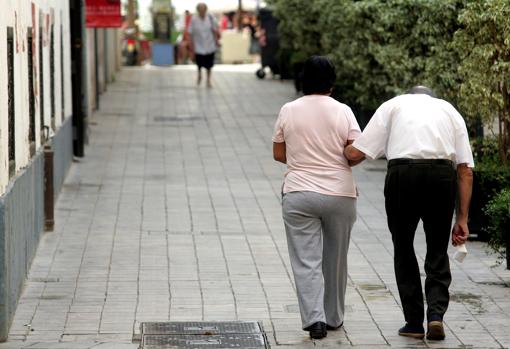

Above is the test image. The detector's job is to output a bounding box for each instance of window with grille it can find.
[28,27,36,156]
[7,27,15,177]
[39,16,45,143]
[60,23,64,121]
[50,24,55,130]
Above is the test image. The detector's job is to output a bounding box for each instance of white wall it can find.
[86,28,97,112]
[85,28,122,112]
[0,0,72,194]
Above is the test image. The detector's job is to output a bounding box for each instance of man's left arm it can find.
[452,164,473,246]
[344,101,391,164]
[450,105,475,245]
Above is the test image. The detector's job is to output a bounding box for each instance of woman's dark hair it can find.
[302,56,336,95]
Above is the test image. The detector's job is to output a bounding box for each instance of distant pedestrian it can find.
[245,15,260,62]
[188,3,220,87]
[177,10,192,64]
[344,86,474,341]
[272,56,362,339]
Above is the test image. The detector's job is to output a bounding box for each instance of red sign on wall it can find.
[86,0,122,28]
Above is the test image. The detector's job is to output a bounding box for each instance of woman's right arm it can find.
[345,140,365,166]
[273,142,287,164]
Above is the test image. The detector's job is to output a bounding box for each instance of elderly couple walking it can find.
[272,56,474,341]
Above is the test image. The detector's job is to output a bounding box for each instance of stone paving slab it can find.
[0,65,509,348]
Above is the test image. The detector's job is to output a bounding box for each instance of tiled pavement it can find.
[1,65,509,349]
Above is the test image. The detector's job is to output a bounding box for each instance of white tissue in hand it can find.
[453,244,468,263]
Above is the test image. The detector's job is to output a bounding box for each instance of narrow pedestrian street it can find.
[1,66,509,349]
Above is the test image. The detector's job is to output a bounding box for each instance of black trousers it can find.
[384,159,456,325]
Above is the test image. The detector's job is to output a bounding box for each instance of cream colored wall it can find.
[86,28,122,110]
[86,28,97,111]
[0,0,72,194]
[0,1,123,193]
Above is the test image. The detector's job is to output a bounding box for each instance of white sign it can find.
[152,0,172,13]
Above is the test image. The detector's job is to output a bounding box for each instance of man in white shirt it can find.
[344,86,474,341]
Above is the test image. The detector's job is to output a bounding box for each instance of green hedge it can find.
[270,0,465,116]
[485,189,510,254]
[268,0,510,163]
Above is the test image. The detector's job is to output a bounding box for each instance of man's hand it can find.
[454,164,473,246]
[452,222,469,246]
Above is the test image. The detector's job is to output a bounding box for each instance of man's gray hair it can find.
[408,85,437,98]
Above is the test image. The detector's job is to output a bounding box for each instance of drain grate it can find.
[140,321,269,349]
[142,334,267,349]
[142,321,262,335]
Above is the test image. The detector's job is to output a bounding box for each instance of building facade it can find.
[0,0,121,340]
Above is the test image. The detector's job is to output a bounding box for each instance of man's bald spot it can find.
[408,85,437,98]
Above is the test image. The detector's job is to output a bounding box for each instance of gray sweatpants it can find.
[282,191,356,329]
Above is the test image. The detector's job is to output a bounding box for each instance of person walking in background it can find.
[272,56,362,340]
[188,3,220,87]
[245,15,260,62]
[344,86,474,341]
[177,10,192,64]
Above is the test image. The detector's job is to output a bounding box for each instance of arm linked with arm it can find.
[344,140,366,166]
[452,164,473,246]
[344,101,390,165]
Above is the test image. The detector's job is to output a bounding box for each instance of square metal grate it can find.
[142,321,262,336]
[139,321,269,349]
[142,334,267,349]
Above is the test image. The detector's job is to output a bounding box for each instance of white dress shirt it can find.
[353,94,474,167]
[188,14,218,55]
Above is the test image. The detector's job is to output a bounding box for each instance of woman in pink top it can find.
[272,56,362,339]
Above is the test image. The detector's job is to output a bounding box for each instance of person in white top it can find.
[273,56,362,340]
[188,3,220,87]
[344,86,474,341]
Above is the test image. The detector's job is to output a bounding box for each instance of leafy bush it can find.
[467,137,510,241]
[268,0,467,125]
[269,0,510,163]
[472,137,510,198]
[270,0,323,57]
[484,188,510,254]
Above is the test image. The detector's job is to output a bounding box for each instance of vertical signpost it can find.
[152,0,174,66]
[85,0,122,110]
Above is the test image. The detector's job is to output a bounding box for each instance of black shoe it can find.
[304,322,327,339]
[326,322,343,330]
[398,323,425,339]
[427,321,445,340]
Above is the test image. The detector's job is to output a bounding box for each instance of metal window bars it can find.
[50,23,55,130]
[7,27,15,177]
[60,23,64,122]
[28,27,36,156]
[39,14,46,144]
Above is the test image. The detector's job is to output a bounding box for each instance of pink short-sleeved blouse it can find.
[272,95,362,198]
